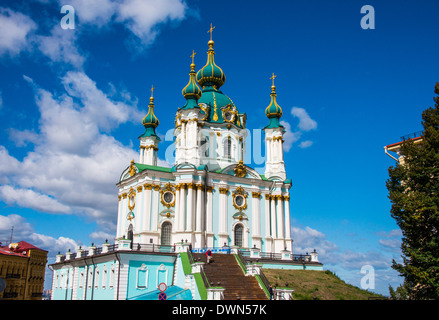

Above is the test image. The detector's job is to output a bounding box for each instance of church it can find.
[118,31,292,254]
[49,28,322,301]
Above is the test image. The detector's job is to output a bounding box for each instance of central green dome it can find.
[196,40,226,89]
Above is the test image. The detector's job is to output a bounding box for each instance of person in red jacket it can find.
[206,249,212,263]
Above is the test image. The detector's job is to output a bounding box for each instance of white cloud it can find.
[0,7,37,56]
[299,140,313,148]
[0,213,78,256]
[0,71,153,232]
[280,107,317,151]
[0,185,70,214]
[291,107,317,131]
[116,0,187,45]
[36,25,86,68]
[8,128,40,147]
[279,120,301,152]
[60,0,117,27]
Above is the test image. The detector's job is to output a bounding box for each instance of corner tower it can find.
[139,86,160,166]
[264,74,287,181]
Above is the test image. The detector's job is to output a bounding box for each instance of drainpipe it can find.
[384,146,399,162]
[115,253,121,300]
[90,256,96,301]
[83,258,89,301]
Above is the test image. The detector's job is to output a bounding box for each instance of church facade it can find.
[117,36,292,255]
[49,31,323,301]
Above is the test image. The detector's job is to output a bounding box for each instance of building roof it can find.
[0,241,47,257]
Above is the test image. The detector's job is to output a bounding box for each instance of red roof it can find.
[386,136,422,148]
[0,241,47,257]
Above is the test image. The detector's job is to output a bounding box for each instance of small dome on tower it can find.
[264,74,285,130]
[139,87,160,139]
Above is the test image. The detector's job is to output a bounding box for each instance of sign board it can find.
[158,282,167,292]
[158,292,167,300]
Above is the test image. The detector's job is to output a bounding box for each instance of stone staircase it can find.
[193,253,267,300]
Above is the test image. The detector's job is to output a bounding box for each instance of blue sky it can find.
[1,0,438,296]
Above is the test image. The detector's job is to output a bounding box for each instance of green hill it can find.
[263,269,387,300]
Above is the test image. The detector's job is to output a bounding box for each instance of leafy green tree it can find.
[386,83,439,300]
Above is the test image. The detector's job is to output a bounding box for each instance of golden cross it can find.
[190,50,196,64]
[270,73,277,86]
[150,85,155,97]
[207,23,215,41]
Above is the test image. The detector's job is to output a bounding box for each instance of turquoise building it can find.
[50,30,322,301]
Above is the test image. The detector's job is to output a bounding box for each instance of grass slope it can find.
[263,269,386,300]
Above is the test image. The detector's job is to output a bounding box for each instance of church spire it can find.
[181,50,202,110]
[196,23,226,90]
[140,85,160,138]
[264,73,284,130]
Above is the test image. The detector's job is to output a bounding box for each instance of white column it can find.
[266,138,271,163]
[284,195,291,240]
[152,186,159,232]
[252,193,260,236]
[270,195,276,238]
[277,196,284,239]
[206,187,213,233]
[179,184,186,231]
[142,185,151,233]
[139,147,144,164]
[186,184,194,231]
[195,185,203,232]
[264,194,270,238]
[175,185,181,232]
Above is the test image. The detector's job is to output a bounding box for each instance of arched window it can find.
[127,224,133,245]
[161,222,172,246]
[200,135,209,157]
[224,137,232,159]
[234,224,243,247]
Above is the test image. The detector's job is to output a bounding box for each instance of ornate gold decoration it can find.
[128,187,136,211]
[128,160,137,177]
[213,93,218,121]
[219,187,229,194]
[234,160,247,178]
[137,186,143,192]
[160,183,175,208]
[206,186,214,193]
[222,104,237,123]
[232,186,248,211]
[252,192,261,198]
[143,183,153,190]
[122,193,128,199]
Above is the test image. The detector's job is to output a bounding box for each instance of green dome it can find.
[265,85,283,118]
[264,84,284,130]
[182,63,202,100]
[139,96,160,139]
[197,88,244,128]
[196,40,226,89]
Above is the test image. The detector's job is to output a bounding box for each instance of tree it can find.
[386,82,439,299]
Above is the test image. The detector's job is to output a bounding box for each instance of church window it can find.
[161,222,172,246]
[224,137,232,159]
[102,265,107,289]
[136,264,149,289]
[163,191,174,204]
[109,265,115,288]
[200,136,209,157]
[234,224,244,247]
[95,267,99,288]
